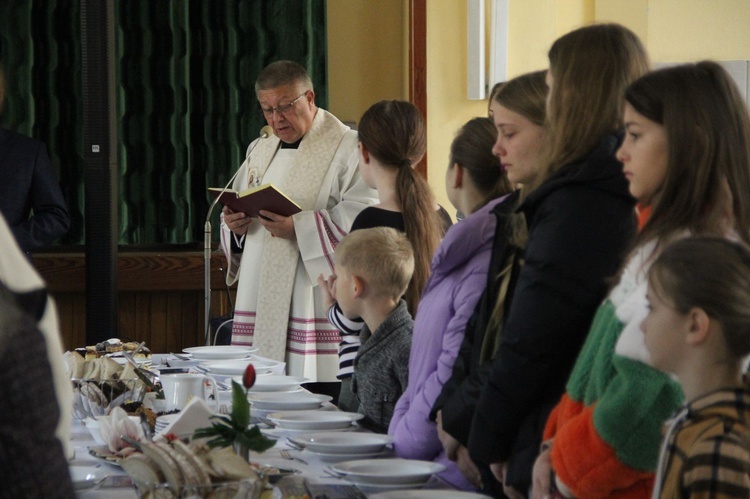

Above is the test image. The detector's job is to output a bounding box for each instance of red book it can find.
[208,184,301,218]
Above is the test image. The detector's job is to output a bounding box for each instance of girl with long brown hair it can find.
[319,100,448,412]
[468,24,649,496]
[431,70,548,495]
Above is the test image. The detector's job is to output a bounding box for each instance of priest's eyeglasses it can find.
[260,92,307,117]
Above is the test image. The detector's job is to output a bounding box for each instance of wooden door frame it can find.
[409,0,428,178]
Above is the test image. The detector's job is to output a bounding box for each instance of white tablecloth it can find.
[69,354,452,497]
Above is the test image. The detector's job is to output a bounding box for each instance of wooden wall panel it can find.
[53,293,87,349]
[34,251,235,352]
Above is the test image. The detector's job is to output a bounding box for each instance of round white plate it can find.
[290,431,392,454]
[69,465,107,490]
[261,425,357,438]
[267,411,363,430]
[244,375,308,392]
[308,448,392,463]
[331,459,445,485]
[248,392,331,411]
[200,358,279,375]
[370,492,491,499]
[182,346,258,360]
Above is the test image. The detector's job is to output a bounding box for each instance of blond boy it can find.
[323,227,415,433]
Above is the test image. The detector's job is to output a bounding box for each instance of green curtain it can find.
[0,0,328,245]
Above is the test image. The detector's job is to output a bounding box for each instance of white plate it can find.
[248,392,332,411]
[290,431,392,454]
[331,459,445,485]
[308,448,392,463]
[200,358,279,375]
[69,465,108,490]
[182,346,258,360]
[370,492,491,499]
[261,425,357,438]
[244,375,308,392]
[267,411,363,430]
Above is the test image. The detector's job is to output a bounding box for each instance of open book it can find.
[208,184,302,218]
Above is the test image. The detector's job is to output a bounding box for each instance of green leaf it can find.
[210,414,232,425]
[191,378,273,453]
[231,380,250,429]
[236,429,275,453]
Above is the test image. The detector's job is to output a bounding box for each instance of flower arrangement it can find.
[98,406,147,457]
[192,364,274,457]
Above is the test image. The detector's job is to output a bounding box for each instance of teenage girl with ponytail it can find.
[318,100,450,413]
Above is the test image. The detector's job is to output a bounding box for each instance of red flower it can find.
[242,364,256,389]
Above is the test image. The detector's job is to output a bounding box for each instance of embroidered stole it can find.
[249,110,348,361]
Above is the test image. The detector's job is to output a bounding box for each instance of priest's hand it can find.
[222,207,253,236]
[258,210,296,241]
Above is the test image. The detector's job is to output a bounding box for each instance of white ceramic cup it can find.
[160,373,219,411]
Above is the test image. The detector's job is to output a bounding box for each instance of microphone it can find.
[203,125,274,345]
[204,125,274,224]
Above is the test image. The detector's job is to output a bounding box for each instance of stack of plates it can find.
[330,459,445,491]
[199,358,281,376]
[289,431,393,463]
[237,375,308,393]
[248,392,332,411]
[266,411,363,431]
[182,346,258,360]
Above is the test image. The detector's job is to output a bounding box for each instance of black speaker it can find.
[81,0,118,344]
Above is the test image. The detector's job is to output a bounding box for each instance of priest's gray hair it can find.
[255,60,313,95]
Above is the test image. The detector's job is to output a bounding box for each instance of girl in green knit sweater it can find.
[533,62,750,499]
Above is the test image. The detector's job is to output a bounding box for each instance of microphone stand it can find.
[203,126,273,345]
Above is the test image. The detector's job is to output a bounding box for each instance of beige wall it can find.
[326,0,407,125]
[422,0,587,213]
[329,0,750,217]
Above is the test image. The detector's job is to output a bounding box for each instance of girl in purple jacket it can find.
[387,115,513,489]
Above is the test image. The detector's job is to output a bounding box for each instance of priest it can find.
[221,60,376,384]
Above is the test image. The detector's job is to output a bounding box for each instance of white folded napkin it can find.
[156,397,215,439]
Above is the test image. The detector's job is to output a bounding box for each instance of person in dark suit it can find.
[0,63,69,253]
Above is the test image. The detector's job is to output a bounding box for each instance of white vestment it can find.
[221,109,376,382]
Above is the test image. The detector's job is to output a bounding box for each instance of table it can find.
[69,355,452,497]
